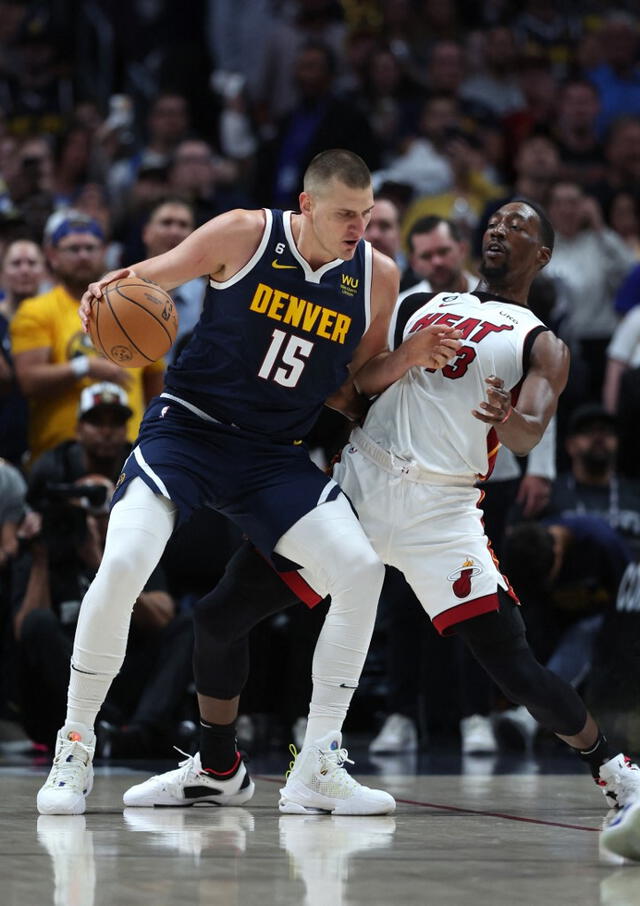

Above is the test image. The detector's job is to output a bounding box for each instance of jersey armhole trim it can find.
[363,240,372,333]
[522,325,549,374]
[209,209,273,290]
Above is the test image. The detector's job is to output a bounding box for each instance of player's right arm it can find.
[473,331,570,456]
[79,209,266,332]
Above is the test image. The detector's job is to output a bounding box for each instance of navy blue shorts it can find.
[112,395,341,566]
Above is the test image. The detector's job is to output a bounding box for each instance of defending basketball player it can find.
[121,199,640,859]
[36,149,461,816]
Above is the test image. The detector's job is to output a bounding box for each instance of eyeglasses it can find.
[56,243,103,255]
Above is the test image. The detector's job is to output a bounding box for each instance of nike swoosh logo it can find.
[272,259,297,269]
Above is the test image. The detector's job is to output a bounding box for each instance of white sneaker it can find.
[460,714,497,755]
[279,730,396,815]
[123,750,255,807]
[597,754,640,810]
[369,714,418,755]
[36,725,95,815]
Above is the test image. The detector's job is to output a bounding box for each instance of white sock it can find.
[65,478,176,730]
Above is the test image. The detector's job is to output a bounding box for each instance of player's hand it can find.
[87,356,135,390]
[516,474,551,518]
[472,375,512,424]
[407,325,462,369]
[79,268,137,333]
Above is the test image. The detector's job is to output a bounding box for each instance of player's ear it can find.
[299,191,313,216]
[537,245,551,269]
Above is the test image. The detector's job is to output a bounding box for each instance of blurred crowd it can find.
[1,0,640,764]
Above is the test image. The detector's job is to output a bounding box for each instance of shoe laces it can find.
[317,743,358,791]
[47,739,92,787]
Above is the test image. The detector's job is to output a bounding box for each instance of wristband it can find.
[500,406,513,424]
[70,356,90,378]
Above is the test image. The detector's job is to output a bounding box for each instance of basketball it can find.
[89,277,179,367]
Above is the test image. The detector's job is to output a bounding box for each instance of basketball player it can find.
[36,149,461,816]
[123,200,640,858]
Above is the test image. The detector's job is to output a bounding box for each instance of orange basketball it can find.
[89,277,179,368]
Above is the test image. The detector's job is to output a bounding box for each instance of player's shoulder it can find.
[371,247,400,284]
[204,208,267,241]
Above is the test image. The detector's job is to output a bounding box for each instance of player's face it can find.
[480,203,547,285]
[303,178,375,260]
[410,224,466,292]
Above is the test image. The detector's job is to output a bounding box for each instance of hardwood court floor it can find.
[1,750,638,906]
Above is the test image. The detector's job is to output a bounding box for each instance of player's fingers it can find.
[485,375,505,388]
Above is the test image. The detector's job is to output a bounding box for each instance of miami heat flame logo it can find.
[448,558,483,599]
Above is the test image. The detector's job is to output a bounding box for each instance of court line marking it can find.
[254,775,600,832]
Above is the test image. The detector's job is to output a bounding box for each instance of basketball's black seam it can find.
[94,295,106,358]
[110,284,175,343]
[105,288,155,362]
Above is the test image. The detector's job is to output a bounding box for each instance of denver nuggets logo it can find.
[448,558,483,599]
[115,472,126,490]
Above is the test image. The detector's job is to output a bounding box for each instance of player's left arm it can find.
[472,331,569,456]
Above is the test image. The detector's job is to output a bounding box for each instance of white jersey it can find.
[363,289,548,479]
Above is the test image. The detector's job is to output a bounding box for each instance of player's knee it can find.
[97,548,154,600]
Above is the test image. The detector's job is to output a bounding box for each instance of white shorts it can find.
[333,431,516,635]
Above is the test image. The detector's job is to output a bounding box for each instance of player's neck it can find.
[476,277,530,307]
[291,214,339,269]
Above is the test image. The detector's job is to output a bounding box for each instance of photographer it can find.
[12,384,195,755]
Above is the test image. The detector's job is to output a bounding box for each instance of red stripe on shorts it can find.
[433,593,501,636]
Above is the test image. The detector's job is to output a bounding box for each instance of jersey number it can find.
[442,344,476,379]
[426,344,477,379]
[258,329,314,387]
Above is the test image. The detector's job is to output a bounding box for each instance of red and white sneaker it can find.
[597,754,640,809]
[123,751,254,808]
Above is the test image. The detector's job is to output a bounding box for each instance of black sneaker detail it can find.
[184,785,225,799]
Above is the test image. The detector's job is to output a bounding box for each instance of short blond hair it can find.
[303,149,371,195]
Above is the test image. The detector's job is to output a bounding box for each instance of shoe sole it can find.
[124,779,256,809]
[602,804,640,861]
[279,796,396,816]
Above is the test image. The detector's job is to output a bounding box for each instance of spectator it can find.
[603,306,640,414]
[397,215,476,300]
[0,238,47,464]
[545,182,635,399]
[10,212,164,464]
[460,27,526,117]
[499,514,632,747]
[0,458,27,570]
[545,403,640,558]
[365,197,404,267]
[553,78,605,187]
[604,189,640,259]
[12,385,194,756]
[587,13,640,135]
[168,139,249,227]
[107,93,191,211]
[614,262,640,317]
[258,41,379,209]
[140,197,205,359]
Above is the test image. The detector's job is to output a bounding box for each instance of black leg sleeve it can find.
[455,590,588,737]
[193,541,300,699]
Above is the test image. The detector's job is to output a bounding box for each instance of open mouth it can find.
[485,243,506,259]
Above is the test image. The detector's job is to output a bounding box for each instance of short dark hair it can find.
[511,196,555,253]
[303,149,371,194]
[144,195,194,226]
[407,216,462,251]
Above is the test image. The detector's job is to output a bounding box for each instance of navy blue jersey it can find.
[165,209,372,441]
